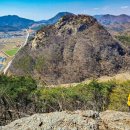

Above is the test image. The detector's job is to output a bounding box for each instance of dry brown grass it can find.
[47,72,130,88]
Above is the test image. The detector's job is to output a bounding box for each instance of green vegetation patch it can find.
[108,81,130,111]
[34,56,47,72]
[0,75,37,100]
[116,35,130,46]
[5,48,19,56]
[34,80,116,112]
[1,74,130,125]
[13,54,34,73]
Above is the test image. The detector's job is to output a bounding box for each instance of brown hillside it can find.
[7,15,130,84]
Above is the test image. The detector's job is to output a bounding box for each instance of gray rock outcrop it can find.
[99,110,130,130]
[2,110,130,130]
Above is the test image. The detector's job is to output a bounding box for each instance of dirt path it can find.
[3,30,29,74]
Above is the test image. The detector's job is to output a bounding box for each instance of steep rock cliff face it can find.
[7,15,130,84]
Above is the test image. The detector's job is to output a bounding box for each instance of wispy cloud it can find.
[121,6,129,9]
[93,8,99,10]
[93,6,109,11]
[102,6,109,11]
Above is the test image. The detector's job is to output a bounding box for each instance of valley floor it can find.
[0,30,27,73]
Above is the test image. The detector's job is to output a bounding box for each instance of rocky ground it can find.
[2,110,130,130]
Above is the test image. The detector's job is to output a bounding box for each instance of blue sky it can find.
[0,0,130,20]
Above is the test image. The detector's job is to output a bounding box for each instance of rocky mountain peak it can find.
[57,14,97,26]
[55,15,97,34]
[7,14,130,84]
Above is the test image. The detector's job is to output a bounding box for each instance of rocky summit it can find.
[2,110,130,130]
[7,14,130,84]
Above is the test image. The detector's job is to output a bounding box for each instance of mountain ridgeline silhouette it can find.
[0,12,73,31]
[94,14,130,25]
[38,12,74,25]
[0,13,130,32]
[0,15,35,31]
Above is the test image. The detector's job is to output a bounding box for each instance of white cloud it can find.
[121,6,129,9]
[93,8,99,10]
[102,6,109,11]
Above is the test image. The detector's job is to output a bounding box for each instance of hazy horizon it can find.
[0,0,130,20]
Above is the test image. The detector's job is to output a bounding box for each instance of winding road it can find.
[3,30,30,74]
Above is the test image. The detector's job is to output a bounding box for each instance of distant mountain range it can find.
[94,14,130,25]
[0,15,35,31]
[0,12,130,32]
[0,12,73,31]
[31,12,74,30]
[94,14,130,35]
[38,12,74,25]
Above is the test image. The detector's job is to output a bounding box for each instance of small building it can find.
[0,57,6,63]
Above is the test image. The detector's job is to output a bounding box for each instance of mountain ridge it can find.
[94,14,130,25]
[6,14,130,85]
[0,13,130,32]
[0,15,35,31]
[38,12,74,24]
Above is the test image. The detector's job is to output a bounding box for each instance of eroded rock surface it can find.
[99,110,130,130]
[2,110,130,130]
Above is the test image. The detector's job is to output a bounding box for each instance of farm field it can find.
[0,31,27,72]
[5,48,19,57]
[0,37,25,57]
